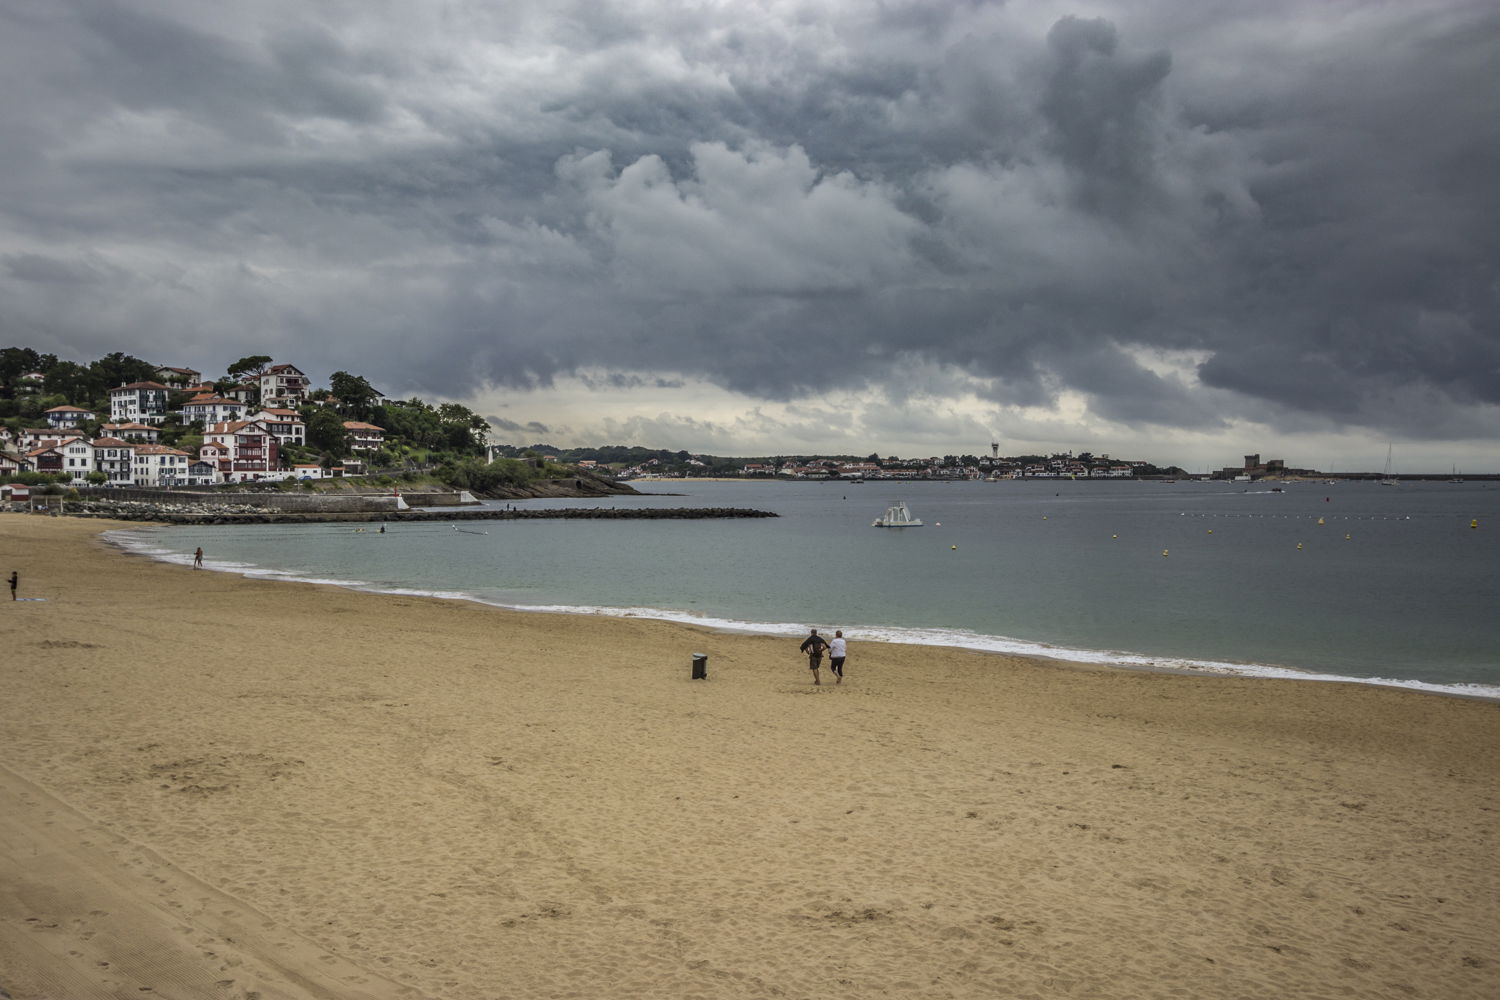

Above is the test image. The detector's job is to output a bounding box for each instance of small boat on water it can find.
[872,501,923,527]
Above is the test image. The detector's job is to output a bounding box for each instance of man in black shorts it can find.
[799,628,829,685]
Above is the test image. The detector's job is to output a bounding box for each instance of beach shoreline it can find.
[2,514,1498,999]
[105,521,1500,703]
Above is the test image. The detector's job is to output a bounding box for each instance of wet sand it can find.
[2,515,1497,999]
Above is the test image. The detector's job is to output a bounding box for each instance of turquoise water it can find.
[111,479,1500,697]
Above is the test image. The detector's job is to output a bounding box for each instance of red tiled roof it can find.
[112,381,170,391]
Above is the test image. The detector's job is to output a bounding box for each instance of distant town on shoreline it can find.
[2,347,1483,494]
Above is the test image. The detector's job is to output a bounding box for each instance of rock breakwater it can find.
[57,500,777,524]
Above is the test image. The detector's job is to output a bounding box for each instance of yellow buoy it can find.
[1162,549,1169,557]
[1112,534,1118,539]
[1345,533,1351,540]
[1317,517,1325,525]
[950,545,957,550]
[1296,542,1303,550]
[1472,519,1479,530]
[1207,529,1213,534]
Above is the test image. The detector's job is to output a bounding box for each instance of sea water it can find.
[109,479,1500,698]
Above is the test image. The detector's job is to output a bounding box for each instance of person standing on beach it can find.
[7,571,16,600]
[800,628,829,685]
[828,630,847,684]
[193,547,203,570]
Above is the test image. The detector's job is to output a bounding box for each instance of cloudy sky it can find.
[2,0,1497,471]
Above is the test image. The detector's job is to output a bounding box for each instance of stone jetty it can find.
[57,499,777,524]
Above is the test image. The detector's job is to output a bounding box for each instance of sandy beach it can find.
[1,515,1497,1000]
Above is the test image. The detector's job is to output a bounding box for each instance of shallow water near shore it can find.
[112,478,1500,697]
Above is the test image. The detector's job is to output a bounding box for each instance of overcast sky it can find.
[2,1,1497,471]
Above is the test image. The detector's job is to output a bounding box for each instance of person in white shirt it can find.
[828,630,847,684]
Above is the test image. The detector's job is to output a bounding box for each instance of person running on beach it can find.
[828,630,847,684]
[7,571,16,600]
[800,628,830,685]
[193,547,204,570]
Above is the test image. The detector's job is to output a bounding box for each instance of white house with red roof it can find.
[18,427,65,450]
[342,420,385,452]
[91,437,135,486]
[154,365,202,388]
[180,394,247,425]
[28,437,95,484]
[45,405,93,430]
[109,381,171,425]
[0,450,31,476]
[202,419,280,481]
[260,364,310,408]
[252,408,307,446]
[131,444,193,486]
[101,422,159,443]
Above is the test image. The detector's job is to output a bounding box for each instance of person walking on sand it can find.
[800,628,830,685]
[193,547,204,570]
[828,630,847,684]
[8,571,16,601]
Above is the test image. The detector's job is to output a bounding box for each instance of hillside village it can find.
[4,346,1203,497]
[0,349,491,492]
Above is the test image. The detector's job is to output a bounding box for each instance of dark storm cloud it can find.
[487,416,551,436]
[2,1,1497,444]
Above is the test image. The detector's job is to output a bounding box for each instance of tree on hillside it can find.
[0,348,56,399]
[86,352,155,398]
[226,355,273,380]
[43,361,92,404]
[329,371,380,419]
[436,402,488,453]
[307,407,348,455]
[374,398,442,449]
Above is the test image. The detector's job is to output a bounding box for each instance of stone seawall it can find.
[62,505,777,525]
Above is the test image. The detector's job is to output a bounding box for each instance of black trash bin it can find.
[691,653,708,680]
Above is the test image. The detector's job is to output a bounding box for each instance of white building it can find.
[109,381,171,425]
[252,408,307,447]
[342,421,385,452]
[45,405,92,430]
[101,422,160,443]
[180,394,247,425]
[260,364,310,408]
[27,437,96,485]
[91,437,136,486]
[131,444,193,486]
[202,419,280,482]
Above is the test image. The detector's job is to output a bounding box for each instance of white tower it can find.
[991,441,999,459]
